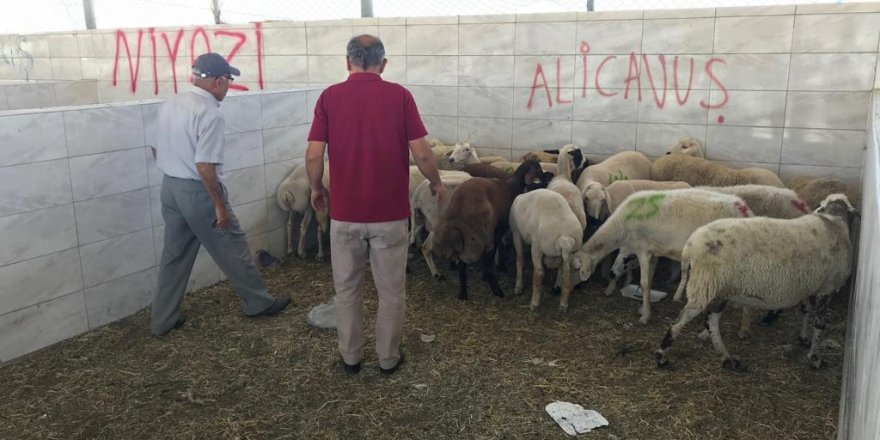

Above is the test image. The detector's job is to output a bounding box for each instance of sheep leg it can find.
[738,307,754,340]
[481,252,505,298]
[636,252,656,324]
[286,211,295,255]
[706,300,745,372]
[559,255,573,313]
[420,232,445,282]
[806,296,829,369]
[297,208,313,258]
[529,245,544,311]
[673,260,690,302]
[457,261,469,300]
[512,230,524,295]
[798,299,815,347]
[655,303,704,368]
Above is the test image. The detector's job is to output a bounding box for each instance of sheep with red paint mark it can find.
[571,188,754,324]
[657,194,858,372]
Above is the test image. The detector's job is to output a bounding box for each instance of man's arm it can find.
[196,162,229,228]
[306,141,329,212]
[409,137,446,205]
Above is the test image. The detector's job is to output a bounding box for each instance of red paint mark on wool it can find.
[734,200,752,217]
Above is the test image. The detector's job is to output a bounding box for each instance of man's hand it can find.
[429,181,447,207]
[311,186,330,212]
[214,204,231,229]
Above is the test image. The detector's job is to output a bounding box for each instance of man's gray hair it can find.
[347,35,385,68]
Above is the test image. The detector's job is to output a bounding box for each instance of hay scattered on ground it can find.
[0,255,846,439]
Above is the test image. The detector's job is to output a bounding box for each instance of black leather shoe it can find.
[342,360,362,375]
[153,316,186,337]
[379,352,405,376]
[249,297,291,318]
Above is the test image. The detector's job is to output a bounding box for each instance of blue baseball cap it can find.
[192,52,241,78]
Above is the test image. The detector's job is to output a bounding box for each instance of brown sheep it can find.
[461,163,512,179]
[432,159,544,300]
[789,176,859,210]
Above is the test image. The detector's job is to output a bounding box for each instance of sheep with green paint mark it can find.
[575,151,653,220]
[571,188,754,324]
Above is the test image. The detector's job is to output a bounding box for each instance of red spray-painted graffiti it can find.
[527,41,730,123]
[112,22,264,95]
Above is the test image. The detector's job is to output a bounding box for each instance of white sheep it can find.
[547,144,587,230]
[652,154,785,188]
[576,151,653,220]
[699,184,810,221]
[665,136,705,158]
[510,189,583,311]
[572,189,754,324]
[409,166,469,201]
[276,162,330,260]
[447,142,506,168]
[656,194,857,372]
[597,180,692,296]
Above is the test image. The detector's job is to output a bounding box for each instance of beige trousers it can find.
[330,219,408,369]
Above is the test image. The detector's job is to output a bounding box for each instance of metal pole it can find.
[211,0,223,24]
[83,0,96,29]
[587,0,594,12]
[361,0,373,18]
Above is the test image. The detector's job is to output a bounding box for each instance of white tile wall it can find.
[263,124,310,163]
[69,149,148,202]
[222,95,262,134]
[0,248,83,315]
[421,115,458,142]
[641,18,715,54]
[511,119,572,149]
[307,56,348,83]
[576,21,643,55]
[5,83,55,110]
[785,92,871,130]
[459,24,516,56]
[407,25,459,55]
[572,121,638,154]
[459,87,513,118]
[514,55,577,89]
[262,27,308,55]
[261,91,309,128]
[709,54,791,91]
[225,165,267,206]
[458,117,513,148]
[636,123,707,156]
[225,131,265,171]
[0,159,73,217]
[407,56,458,86]
[79,229,155,288]
[409,85,458,117]
[459,56,515,87]
[0,292,88,363]
[305,26,353,55]
[714,16,795,54]
[792,13,880,52]
[0,205,78,267]
[84,268,156,329]
[74,189,152,245]
[54,81,99,106]
[706,125,784,163]
[514,22,577,55]
[788,54,877,92]
[708,90,787,127]
[782,128,866,167]
[65,105,145,156]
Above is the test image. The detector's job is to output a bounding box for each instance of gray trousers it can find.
[151,175,274,335]
[330,219,408,369]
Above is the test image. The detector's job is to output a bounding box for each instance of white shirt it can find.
[155,86,226,181]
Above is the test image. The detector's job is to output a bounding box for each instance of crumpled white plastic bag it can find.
[545,401,609,436]
[306,296,337,329]
[620,284,668,303]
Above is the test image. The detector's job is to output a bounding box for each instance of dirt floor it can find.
[0,253,847,440]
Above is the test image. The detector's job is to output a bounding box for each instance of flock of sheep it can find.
[276,138,860,372]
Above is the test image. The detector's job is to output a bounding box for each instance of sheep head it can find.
[816,193,859,226]
[511,159,544,192]
[448,141,478,165]
[666,137,704,158]
[560,144,585,169]
[432,221,485,264]
[571,248,598,282]
[582,181,607,220]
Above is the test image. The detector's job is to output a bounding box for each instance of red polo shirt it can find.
[308,72,427,223]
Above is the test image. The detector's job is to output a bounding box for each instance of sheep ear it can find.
[600,199,611,219]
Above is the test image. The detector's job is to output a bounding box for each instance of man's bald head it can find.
[346,34,385,69]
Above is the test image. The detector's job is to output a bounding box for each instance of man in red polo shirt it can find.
[306,34,446,376]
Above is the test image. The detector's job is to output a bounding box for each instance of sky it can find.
[0,0,866,35]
